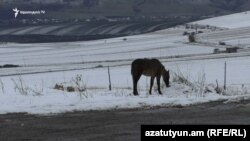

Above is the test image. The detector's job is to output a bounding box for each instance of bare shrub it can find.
[195,71,206,97]
[12,76,29,95]
[70,74,88,99]
[71,74,86,92]
[0,79,5,94]
[67,86,75,92]
[12,76,43,96]
[222,85,248,96]
[54,84,64,91]
[172,67,214,97]
[54,74,88,99]
[54,83,64,91]
[215,80,223,94]
[219,41,226,45]
[183,31,189,36]
[95,64,104,68]
[29,83,44,96]
[213,48,220,54]
[172,68,193,87]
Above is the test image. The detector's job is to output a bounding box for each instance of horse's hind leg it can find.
[132,74,141,96]
[149,77,155,95]
[157,76,162,94]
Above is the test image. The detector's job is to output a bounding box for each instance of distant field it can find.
[0,21,182,43]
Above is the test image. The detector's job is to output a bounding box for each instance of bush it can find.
[0,79,4,94]
[198,31,203,34]
[95,65,104,68]
[53,74,88,99]
[0,64,20,68]
[219,41,226,45]
[54,84,64,91]
[12,76,43,96]
[172,68,193,87]
[172,73,193,87]
[188,34,196,43]
[183,31,189,36]
[67,86,75,92]
[213,48,220,54]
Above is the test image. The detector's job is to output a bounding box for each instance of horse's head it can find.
[162,67,170,87]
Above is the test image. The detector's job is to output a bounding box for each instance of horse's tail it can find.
[131,60,140,76]
[131,61,136,75]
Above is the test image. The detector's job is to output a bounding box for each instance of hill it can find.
[1,0,250,20]
[193,11,250,29]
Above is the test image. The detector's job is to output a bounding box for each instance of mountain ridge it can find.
[1,0,250,20]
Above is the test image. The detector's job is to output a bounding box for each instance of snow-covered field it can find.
[193,11,250,29]
[0,22,171,36]
[1,12,250,114]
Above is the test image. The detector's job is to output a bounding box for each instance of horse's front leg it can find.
[157,76,162,95]
[149,77,155,94]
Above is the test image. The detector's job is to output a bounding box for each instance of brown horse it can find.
[131,58,170,95]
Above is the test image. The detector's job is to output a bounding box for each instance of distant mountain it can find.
[210,0,248,11]
[1,0,250,20]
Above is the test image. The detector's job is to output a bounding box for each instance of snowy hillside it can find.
[1,12,250,114]
[0,22,171,36]
[193,11,250,28]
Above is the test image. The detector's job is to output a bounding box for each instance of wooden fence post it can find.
[108,66,112,91]
[224,61,227,90]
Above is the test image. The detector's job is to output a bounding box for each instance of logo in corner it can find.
[12,8,46,18]
[13,8,19,18]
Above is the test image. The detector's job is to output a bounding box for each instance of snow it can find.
[0,60,249,115]
[0,73,236,114]
[193,11,250,29]
[1,11,250,114]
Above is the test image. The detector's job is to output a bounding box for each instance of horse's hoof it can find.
[134,93,139,96]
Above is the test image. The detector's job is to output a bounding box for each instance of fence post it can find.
[108,66,112,91]
[224,61,227,90]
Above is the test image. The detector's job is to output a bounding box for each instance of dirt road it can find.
[0,100,250,141]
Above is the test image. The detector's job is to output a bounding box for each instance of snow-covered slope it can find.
[0,22,171,36]
[193,11,250,29]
